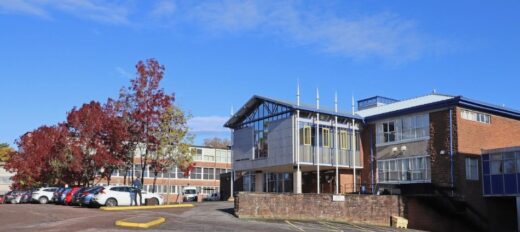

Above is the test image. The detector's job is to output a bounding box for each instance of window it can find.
[322,128,330,147]
[203,168,215,180]
[377,114,429,145]
[377,156,431,183]
[339,131,347,149]
[383,121,396,143]
[465,157,479,180]
[190,167,202,179]
[490,153,503,174]
[461,109,490,124]
[504,152,516,174]
[303,126,311,145]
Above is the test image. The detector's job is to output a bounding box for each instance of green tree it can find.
[149,105,193,193]
[0,143,14,162]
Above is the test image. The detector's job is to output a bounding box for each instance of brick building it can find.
[228,92,520,231]
[99,145,232,203]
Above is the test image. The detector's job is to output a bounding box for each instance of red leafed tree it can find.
[5,124,71,189]
[120,59,175,186]
[66,101,128,186]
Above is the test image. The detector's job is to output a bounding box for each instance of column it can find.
[255,172,264,193]
[293,169,302,194]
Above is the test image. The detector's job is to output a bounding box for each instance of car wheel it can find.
[105,198,118,207]
[39,197,48,204]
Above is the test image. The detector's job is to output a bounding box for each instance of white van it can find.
[182,187,197,202]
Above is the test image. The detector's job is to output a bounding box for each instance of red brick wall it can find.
[360,124,376,193]
[235,192,404,226]
[456,106,520,154]
[429,109,457,187]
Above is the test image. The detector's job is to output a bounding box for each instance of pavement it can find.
[0,202,419,231]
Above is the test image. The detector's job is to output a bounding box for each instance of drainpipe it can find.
[370,123,374,194]
[449,108,454,197]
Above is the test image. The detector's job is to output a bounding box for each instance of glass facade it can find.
[264,173,293,193]
[376,113,429,145]
[483,151,520,196]
[237,101,292,159]
[377,156,431,183]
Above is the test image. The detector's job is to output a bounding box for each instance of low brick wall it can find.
[235,192,404,226]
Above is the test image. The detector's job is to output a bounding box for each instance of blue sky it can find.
[1,0,519,146]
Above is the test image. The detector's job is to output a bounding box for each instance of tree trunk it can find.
[152,171,158,193]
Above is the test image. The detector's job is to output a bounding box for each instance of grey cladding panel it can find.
[233,127,253,162]
[267,118,293,166]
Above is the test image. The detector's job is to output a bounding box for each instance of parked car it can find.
[32,187,59,204]
[0,194,4,204]
[4,191,18,203]
[56,188,71,205]
[206,192,220,201]
[93,185,163,207]
[78,186,103,207]
[70,187,89,205]
[19,190,35,203]
[11,190,25,204]
[182,187,197,202]
[64,187,82,205]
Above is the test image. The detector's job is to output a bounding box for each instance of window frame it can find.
[322,128,331,148]
[303,125,311,146]
[465,157,479,181]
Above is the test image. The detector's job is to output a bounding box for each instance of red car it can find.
[64,187,82,205]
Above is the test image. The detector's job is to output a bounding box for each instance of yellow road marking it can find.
[100,204,193,211]
[115,217,165,229]
[285,220,305,232]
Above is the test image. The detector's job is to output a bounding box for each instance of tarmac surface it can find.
[0,201,418,231]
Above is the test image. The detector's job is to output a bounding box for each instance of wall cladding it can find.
[234,192,404,226]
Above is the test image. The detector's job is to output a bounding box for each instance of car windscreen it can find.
[184,190,196,194]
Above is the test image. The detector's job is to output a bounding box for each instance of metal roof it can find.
[356,94,455,118]
[224,95,361,128]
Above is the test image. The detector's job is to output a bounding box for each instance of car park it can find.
[93,185,163,207]
[32,187,59,204]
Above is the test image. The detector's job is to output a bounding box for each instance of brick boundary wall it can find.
[234,192,405,226]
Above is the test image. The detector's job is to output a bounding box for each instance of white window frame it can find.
[465,157,479,180]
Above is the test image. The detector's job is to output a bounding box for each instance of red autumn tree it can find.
[119,59,175,186]
[5,124,71,188]
[66,101,128,186]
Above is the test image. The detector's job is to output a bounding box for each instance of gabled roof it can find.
[224,95,361,128]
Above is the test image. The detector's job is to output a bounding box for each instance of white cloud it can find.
[0,0,49,18]
[150,0,176,18]
[180,1,449,63]
[188,116,229,133]
[0,0,131,24]
[115,66,132,78]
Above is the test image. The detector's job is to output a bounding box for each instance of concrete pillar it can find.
[255,173,264,192]
[294,169,302,194]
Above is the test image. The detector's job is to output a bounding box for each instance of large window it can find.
[378,156,431,183]
[377,114,429,145]
[203,168,215,180]
[383,121,396,143]
[461,109,491,124]
[465,157,479,180]
[190,167,202,179]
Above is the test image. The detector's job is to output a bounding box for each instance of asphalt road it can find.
[0,202,416,232]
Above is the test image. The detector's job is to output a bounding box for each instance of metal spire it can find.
[316,88,320,110]
[297,79,300,106]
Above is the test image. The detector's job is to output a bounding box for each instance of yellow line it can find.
[101,204,194,211]
[115,217,166,229]
[285,220,305,232]
[319,221,343,232]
